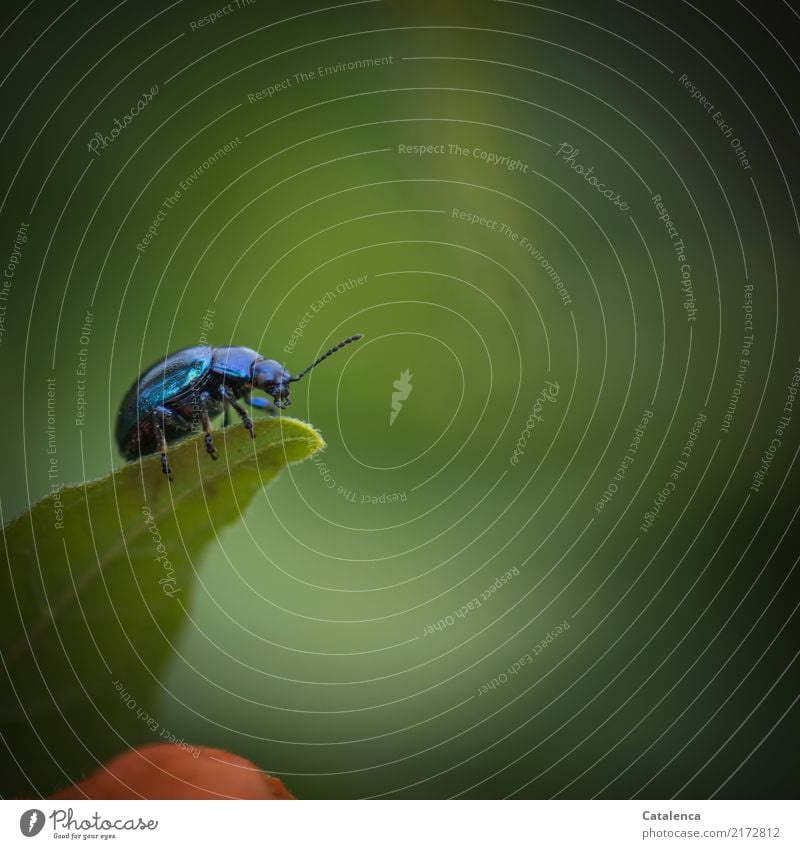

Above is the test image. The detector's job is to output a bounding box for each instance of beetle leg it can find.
[191,391,219,460]
[152,420,173,481]
[200,407,218,460]
[222,387,255,438]
[152,405,189,480]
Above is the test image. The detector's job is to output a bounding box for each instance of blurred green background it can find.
[1,0,798,798]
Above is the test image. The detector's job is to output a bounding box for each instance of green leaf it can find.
[0,417,324,797]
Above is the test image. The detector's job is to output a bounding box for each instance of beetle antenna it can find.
[289,333,363,382]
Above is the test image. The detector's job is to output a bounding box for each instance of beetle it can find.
[116,333,362,480]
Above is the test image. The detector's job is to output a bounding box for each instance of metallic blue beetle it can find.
[116,334,362,480]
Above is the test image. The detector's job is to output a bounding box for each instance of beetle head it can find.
[251,359,293,408]
[252,334,363,410]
